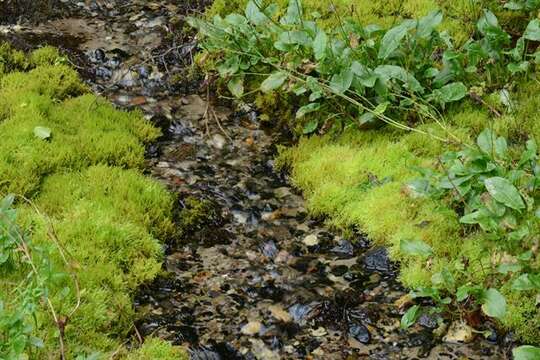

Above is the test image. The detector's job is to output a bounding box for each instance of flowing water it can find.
[0,1,514,358]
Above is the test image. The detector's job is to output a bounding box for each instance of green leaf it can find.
[313,30,328,60]
[34,126,52,140]
[416,10,443,39]
[400,305,420,329]
[260,71,288,93]
[484,177,525,210]
[279,31,311,45]
[378,19,416,60]
[281,0,303,25]
[374,65,424,93]
[477,128,496,155]
[524,19,540,41]
[513,346,540,360]
[481,288,506,320]
[400,239,433,258]
[512,274,536,291]
[303,119,318,134]
[296,103,320,118]
[329,68,354,94]
[437,82,468,103]
[245,0,268,25]
[227,76,244,98]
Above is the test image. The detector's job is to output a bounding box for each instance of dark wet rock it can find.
[331,239,354,257]
[362,247,392,273]
[289,303,316,326]
[418,313,438,329]
[349,324,371,344]
[261,240,279,259]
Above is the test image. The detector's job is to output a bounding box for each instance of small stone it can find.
[349,324,370,344]
[303,234,319,246]
[311,327,327,337]
[269,304,292,322]
[241,321,263,336]
[443,321,474,343]
[211,134,227,149]
[274,187,291,198]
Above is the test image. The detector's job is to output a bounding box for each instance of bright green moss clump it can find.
[278,82,540,343]
[126,338,188,360]
[0,43,185,358]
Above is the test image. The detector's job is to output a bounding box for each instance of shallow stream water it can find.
[0,1,514,358]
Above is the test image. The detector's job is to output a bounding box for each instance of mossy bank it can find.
[0,43,187,359]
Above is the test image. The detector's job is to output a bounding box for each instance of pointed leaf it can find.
[417,10,443,39]
[378,20,416,60]
[313,30,328,60]
[296,103,320,118]
[524,19,540,41]
[400,305,420,329]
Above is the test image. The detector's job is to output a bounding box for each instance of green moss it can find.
[126,338,188,360]
[0,42,28,76]
[29,46,62,67]
[278,83,540,343]
[0,66,159,197]
[0,45,175,358]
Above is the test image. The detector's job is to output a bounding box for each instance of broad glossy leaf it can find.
[260,71,288,93]
[34,126,52,140]
[378,19,416,60]
[481,288,506,320]
[400,239,433,258]
[524,19,540,41]
[484,177,525,210]
[513,346,540,360]
[400,305,420,329]
[313,30,328,60]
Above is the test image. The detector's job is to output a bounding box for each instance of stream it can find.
[0,1,514,359]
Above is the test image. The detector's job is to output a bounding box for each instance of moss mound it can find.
[0,43,185,358]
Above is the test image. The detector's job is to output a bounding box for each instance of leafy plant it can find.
[189,1,539,135]
[0,195,79,359]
